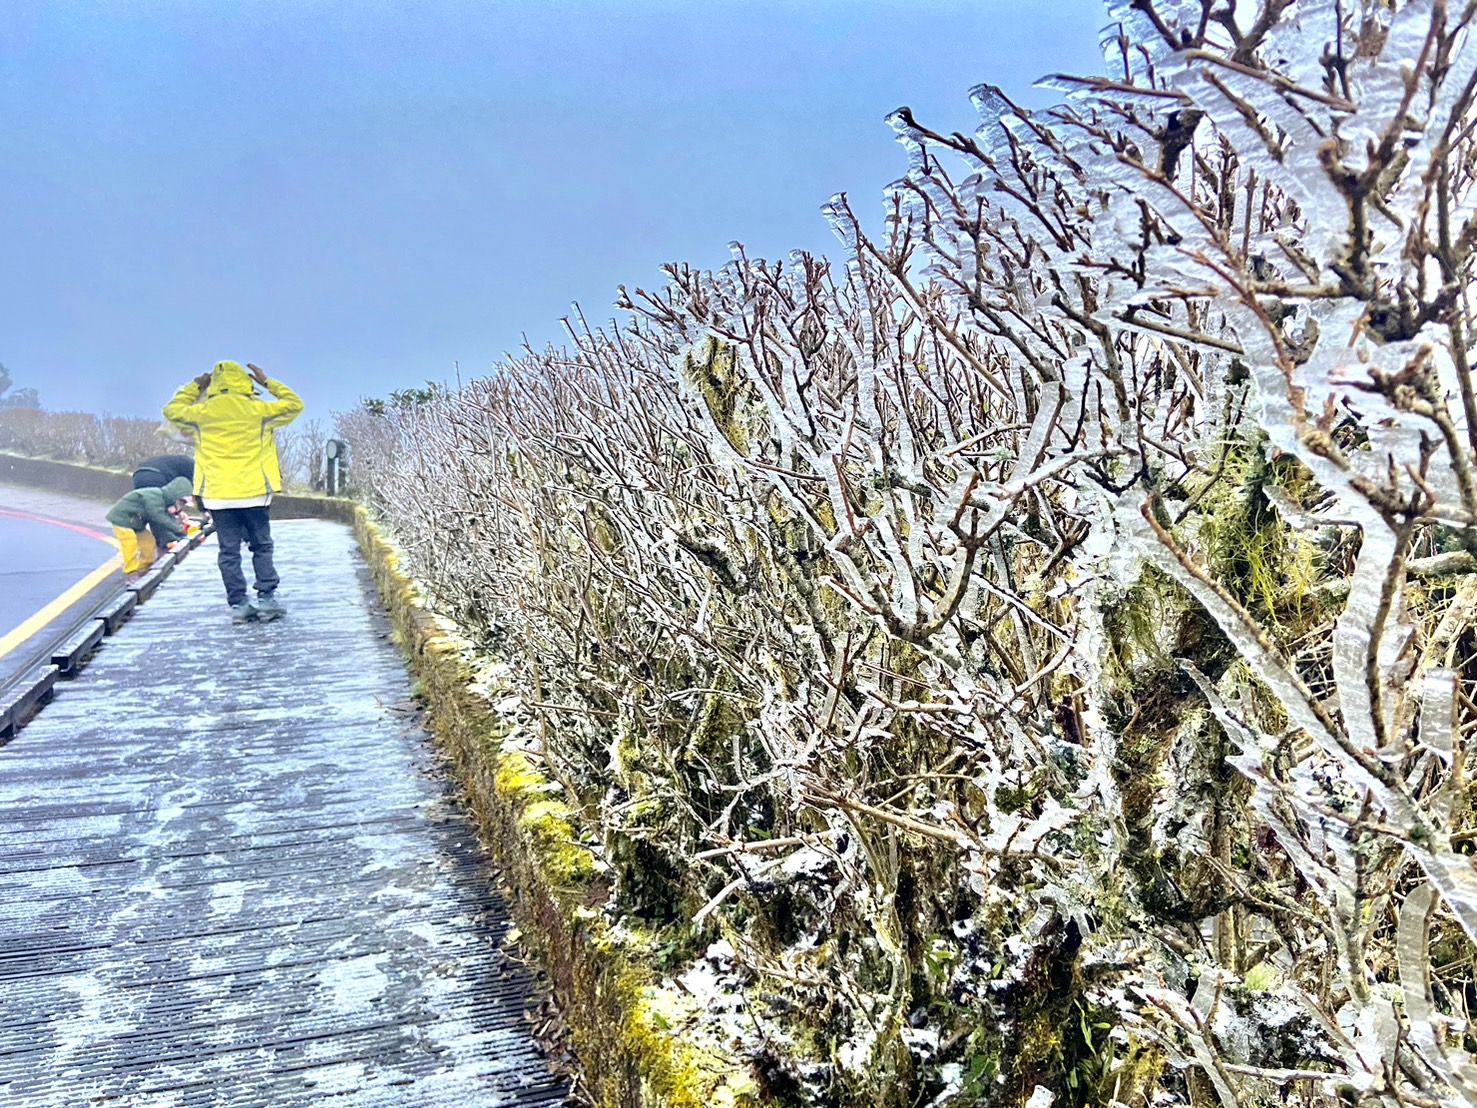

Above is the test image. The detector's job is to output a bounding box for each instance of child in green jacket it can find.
[105,475,194,575]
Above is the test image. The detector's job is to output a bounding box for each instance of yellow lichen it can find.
[617,975,760,1108]
[518,798,597,884]
[681,340,756,456]
[494,750,545,799]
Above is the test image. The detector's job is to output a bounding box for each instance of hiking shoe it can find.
[251,594,286,622]
[230,602,257,624]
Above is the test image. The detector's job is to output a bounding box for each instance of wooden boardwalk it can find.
[0,521,567,1107]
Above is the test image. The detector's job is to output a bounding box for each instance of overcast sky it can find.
[1,0,1103,419]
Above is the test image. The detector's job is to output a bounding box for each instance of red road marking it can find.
[0,506,116,544]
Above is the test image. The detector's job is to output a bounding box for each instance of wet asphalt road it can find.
[0,499,117,640]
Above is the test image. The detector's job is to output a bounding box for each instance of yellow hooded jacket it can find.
[163,361,304,507]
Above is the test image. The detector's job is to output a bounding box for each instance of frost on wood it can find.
[339,2,1477,1105]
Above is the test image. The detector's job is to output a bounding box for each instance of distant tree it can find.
[1,388,40,411]
[0,363,40,410]
[363,384,439,418]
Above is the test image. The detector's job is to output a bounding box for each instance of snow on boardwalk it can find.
[0,520,567,1107]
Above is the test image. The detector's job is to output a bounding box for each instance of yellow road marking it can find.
[0,557,120,661]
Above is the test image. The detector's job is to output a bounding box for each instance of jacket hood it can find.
[207,361,255,398]
[162,476,194,501]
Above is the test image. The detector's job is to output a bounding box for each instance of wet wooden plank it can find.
[0,520,567,1107]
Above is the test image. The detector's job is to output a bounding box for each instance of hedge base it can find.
[353,511,759,1108]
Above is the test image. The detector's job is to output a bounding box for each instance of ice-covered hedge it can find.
[341,3,1477,1105]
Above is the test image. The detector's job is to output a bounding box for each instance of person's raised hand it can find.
[247,363,269,385]
[193,373,211,389]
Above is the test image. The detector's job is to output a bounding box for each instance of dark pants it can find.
[213,507,279,606]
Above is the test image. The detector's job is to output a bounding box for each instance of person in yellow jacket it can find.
[164,360,304,623]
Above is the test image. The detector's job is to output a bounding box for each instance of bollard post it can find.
[324,439,349,496]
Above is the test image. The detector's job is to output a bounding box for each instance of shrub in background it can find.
[0,408,324,492]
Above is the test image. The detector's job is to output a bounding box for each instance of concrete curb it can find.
[51,620,105,676]
[127,563,171,603]
[96,592,138,635]
[0,664,58,744]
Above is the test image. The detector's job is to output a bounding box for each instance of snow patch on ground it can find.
[317,952,390,1014]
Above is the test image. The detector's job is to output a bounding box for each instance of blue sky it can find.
[1,0,1103,419]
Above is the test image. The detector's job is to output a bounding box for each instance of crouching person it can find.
[106,476,194,576]
[163,360,304,623]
